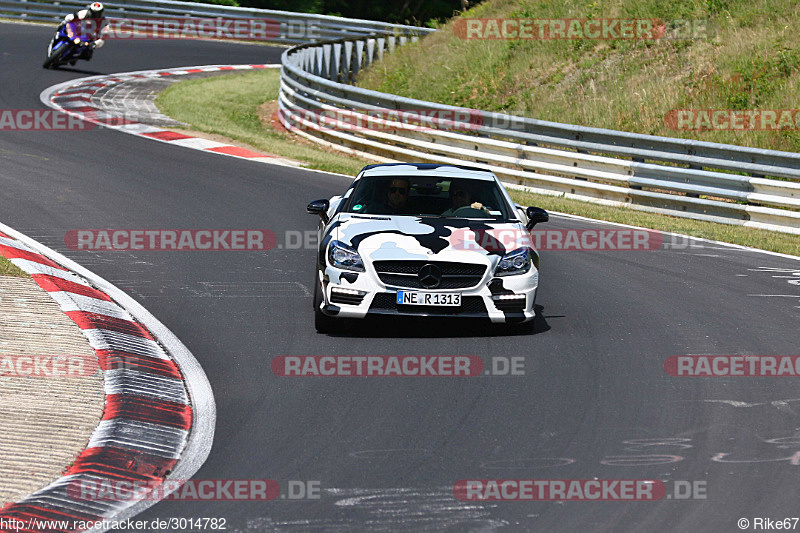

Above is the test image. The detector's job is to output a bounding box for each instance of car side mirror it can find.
[307,199,330,223]
[526,206,549,229]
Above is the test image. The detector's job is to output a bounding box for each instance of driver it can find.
[58,2,106,62]
[442,182,486,215]
[372,178,413,214]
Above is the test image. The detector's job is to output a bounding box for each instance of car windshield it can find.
[342,175,513,219]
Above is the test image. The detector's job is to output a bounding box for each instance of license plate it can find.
[396,291,461,307]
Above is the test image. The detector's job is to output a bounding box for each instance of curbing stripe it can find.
[141,131,193,141]
[30,269,91,286]
[47,292,135,321]
[104,369,188,404]
[81,329,169,360]
[65,311,156,340]
[168,137,229,150]
[102,394,193,430]
[86,420,188,459]
[66,447,177,478]
[99,354,183,380]
[0,235,39,251]
[35,275,112,300]
[11,259,88,281]
[1,244,66,269]
[207,145,271,158]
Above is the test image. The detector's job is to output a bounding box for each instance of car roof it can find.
[359,163,497,181]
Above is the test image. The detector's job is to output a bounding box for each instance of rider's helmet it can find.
[87,2,104,18]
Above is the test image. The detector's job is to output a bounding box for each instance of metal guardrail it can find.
[278,35,800,234]
[0,0,428,43]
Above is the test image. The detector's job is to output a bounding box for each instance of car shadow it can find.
[327,304,551,338]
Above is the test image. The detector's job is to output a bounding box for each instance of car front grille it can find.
[369,293,487,316]
[373,261,486,289]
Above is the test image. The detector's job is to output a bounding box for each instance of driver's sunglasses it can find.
[389,187,408,194]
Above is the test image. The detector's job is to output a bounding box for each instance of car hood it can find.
[331,214,531,264]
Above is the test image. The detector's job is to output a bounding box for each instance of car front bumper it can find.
[318,265,538,324]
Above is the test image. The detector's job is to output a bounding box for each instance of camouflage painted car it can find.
[307,163,549,333]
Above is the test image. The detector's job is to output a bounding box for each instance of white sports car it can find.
[307,163,548,333]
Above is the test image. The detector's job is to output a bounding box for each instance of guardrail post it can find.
[342,40,354,83]
[332,43,342,83]
[685,163,703,196]
[314,46,324,77]
[376,37,385,63]
[366,38,376,66]
[629,156,644,189]
[322,43,332,79]
[353,40,365,79]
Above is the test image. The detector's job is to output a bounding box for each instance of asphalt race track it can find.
[2,21,800,532]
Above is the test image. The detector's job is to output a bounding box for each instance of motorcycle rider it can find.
[56,2,106,63]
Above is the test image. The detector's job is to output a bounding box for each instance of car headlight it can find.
[328,240,365,272]
[495,247,533,277]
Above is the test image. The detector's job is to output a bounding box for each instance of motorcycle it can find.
[43,21,104,69]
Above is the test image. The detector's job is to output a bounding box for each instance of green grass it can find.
[155,69,371,176]
[156,69,799,256]
[0,257,28,277]
[357,0,800,152]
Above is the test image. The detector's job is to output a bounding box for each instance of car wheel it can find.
[313,278,334,334]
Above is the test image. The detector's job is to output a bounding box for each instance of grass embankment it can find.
[156,67,800,256]
[0,257,28,277]
[155,70,369,176]
[358,0,800,152]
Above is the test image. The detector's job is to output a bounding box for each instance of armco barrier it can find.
[277,35,800,234]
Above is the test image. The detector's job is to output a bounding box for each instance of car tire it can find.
[313,279,334,334]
